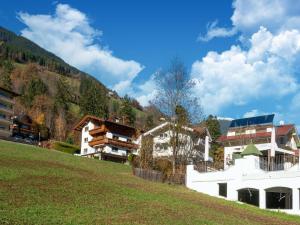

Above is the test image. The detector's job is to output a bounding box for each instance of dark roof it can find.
[73,115,136,132]
[229,114,274,128]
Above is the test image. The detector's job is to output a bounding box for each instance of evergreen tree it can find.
[22,78,48,107]
[79,77,108,118]
[146,114,154,129]
[121,95,136,126]
[0,60,13,90]
[205,115,221,141]
[205,115,222,156]
[55,77,70,111]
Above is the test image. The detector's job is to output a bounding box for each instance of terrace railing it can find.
[259,155,299,171]
[194,161,224,173]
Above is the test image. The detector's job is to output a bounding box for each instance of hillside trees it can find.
[120,95,136,126]
[0,60,13,89]
[79,77,108,118]
[21,78,48,107]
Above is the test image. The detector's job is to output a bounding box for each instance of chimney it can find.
[279,120,285,125]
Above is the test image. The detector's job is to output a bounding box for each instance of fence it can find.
[133,167,186,185]
[259,155,299,171]
[133,168,163,182]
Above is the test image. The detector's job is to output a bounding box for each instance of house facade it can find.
[74,115,139,163]
[0,86,18,138]
[138,122,211,162]
[218,114,299,169]
[186,114,300,215]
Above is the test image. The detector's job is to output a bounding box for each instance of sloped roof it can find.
[276,124,294,136]
[73,115,136,132]
[241,144,262,156]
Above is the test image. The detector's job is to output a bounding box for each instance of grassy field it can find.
[1,140,300,225]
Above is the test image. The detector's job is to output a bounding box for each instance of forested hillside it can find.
[0,26,162,143]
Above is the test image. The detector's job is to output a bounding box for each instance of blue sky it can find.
[1,0,300,126]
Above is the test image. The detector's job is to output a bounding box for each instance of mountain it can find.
[0,26,161,143]
[218,119,232,134]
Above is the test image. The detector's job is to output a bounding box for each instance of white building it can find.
[74,115,139,163]
[138,122,211,162]
[186,114,300,215]
[218,114,299,169]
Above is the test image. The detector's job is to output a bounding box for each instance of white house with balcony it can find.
[138,122,211,162]
[74,115,139,163]
[186,114,300,215]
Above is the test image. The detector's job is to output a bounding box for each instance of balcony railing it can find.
[0,117,11,125]
[0,94,14,104]
[89,127,106,136]
[89,136,138,149]
[0,105,13,114]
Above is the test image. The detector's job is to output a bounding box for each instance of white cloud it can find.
[129,73,158,107]
[191,26,299,114]
[198,20,237,42]
[200,0,300,41]
[231,0,300,34]
[17,3,144,93]
[217,116,233,121]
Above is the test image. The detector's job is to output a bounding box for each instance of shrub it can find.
[128,153,140,168]
[153,158,172,181]
[51,141,80,154]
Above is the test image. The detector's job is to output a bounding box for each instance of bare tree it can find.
[153,58,204,174]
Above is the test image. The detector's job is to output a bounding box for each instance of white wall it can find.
[81,121,95,155]
[186,155,300,215]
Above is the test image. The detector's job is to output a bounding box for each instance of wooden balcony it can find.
[89,137,139,150]
[0,128,12,137]
[89,126,106,137]
[0,117,11,125]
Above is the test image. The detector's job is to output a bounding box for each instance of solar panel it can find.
[229,114,274,128]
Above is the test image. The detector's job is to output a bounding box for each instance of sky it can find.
[1,0,300,127]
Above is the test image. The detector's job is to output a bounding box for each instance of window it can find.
[279,136,285,144]
[218,183,227,197]
[84,137,88,143]
[84,126,89,132]
[83,148,87,154]
[159,133,164,138]
[112,147,118,152]
[113,135,118,140]
[0,125,6,130]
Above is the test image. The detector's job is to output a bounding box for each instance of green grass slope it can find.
[0,140,300,225]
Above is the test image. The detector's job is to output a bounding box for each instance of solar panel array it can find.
[229,114,274,128]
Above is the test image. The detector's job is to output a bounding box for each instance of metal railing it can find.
[259,155,299,171]
[194,161,224,173]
